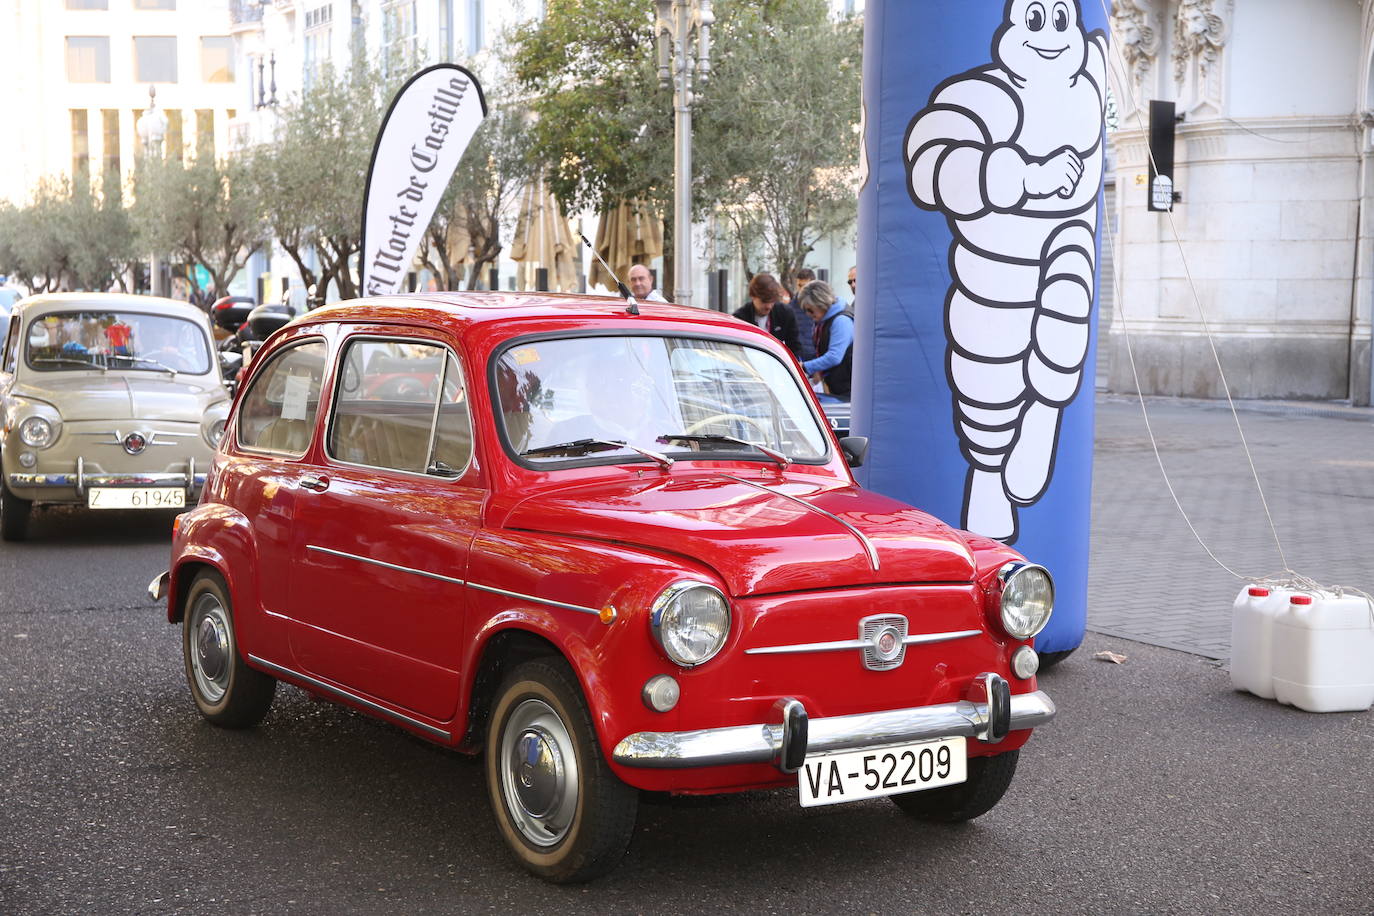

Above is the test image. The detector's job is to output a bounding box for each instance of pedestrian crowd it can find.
[732,266,856,400]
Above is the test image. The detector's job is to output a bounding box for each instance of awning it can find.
[509,176,578,292]
[590,200,664,293]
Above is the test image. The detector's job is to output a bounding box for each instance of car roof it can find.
[302,291,753,337]
[14,292,211,320]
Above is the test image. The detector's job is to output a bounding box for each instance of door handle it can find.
[300,474,330,492]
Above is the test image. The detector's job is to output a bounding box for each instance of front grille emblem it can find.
[860,614,908,671]
[123,432,148,455]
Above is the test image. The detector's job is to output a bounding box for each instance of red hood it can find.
[500,473,976,596]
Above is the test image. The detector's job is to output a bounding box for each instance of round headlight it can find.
[999,563,1054,639]
[650,582,731,667]
[207,418,227,447]
[19,416,54,449]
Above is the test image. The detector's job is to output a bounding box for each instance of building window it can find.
[66,0,109,9]
[196,109,215,161]
[134,0,176,9]
[72,110,90,176]
[66,36,111,82]
[467,0,483,55]
[383,1,418,70]
[304,5,333,87]
[201,36,233,82]
[102,109,121,178]
[134,36,178,82]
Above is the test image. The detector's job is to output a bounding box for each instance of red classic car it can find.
[152,291,1056,883]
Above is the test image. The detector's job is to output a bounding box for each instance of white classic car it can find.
[0,293,231,541]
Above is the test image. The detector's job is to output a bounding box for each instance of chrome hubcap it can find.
[500,699,578,847]
[189,593,231,703]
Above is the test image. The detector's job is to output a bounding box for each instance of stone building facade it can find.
[1106,0,1373,404]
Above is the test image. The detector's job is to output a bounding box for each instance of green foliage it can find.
[132,152,266,302]
[510,0,673,214]
[0,172,134,293]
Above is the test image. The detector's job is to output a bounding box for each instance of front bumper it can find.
[613,674,1055,772]
[7,456,205,498]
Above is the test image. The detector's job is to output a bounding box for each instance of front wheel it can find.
[181,571,275,728]
[890,749,1018,822]
[485,658,637,883]
[0,475,31,542]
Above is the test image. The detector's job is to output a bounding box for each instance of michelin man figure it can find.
[904,0,1107,543]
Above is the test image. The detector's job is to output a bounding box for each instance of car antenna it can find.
[579,233,640,315]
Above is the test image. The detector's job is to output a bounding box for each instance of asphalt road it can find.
[2,506,1373,915]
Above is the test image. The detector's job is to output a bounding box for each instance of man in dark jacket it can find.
[732,272,800,359]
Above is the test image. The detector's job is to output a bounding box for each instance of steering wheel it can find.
[683,413,771,439]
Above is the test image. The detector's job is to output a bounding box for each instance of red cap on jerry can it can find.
[1248,586,1269,597]
[1290,595,1314,606]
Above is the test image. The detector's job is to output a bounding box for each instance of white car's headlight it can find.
[998,562,1054,639]
[205,418,227,447]
[650,582,731,667]
[19,416,55,449]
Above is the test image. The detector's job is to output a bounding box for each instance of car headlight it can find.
[998,562,1054,639]
[205,418,227,447]
[19,416,55,449]
[650,582,731,667]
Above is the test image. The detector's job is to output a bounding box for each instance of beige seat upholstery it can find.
[255,418,311,454]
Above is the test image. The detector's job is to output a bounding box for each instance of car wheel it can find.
[181,570,275,728]
[0,475,31,542]
[890,749,1018,823]
[1036,648,1076,670]
[485,658,638,883]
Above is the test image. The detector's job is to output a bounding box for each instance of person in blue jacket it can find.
[797,280,854,398]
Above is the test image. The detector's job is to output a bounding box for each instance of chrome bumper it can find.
[8,456,205,495]
[148,571,170,602]
[612,677,1055,772]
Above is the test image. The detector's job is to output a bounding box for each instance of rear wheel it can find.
[485,658,637,883]
[890,749,1018,822]
[0,475,31,542]
[181,571,275,728]
[1037,648,1076,670]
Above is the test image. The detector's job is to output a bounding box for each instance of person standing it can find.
[732,273,800,358]
[627,264,668,302]
[798,280,854,398]
[788,268,819,361]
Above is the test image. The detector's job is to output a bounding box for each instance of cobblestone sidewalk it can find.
[1088,394,1374,659]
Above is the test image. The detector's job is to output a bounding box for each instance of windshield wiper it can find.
[108,353,178,377]
[658,433,791,468]
[34,356,103,371]
[522,437,673,469]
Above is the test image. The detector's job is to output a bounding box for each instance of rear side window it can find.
[236,339,328,457]
[328,338,472,476]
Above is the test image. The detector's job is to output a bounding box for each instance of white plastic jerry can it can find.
[1230,585,1285,699]
[1271,591,1374,713]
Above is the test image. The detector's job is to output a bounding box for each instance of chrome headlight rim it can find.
[649,580,731,668]
[997,561,1054,640]
[19,415,56,449]
[205,417,227,448]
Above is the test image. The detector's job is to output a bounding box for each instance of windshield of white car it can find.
[24,310,211,375]
[495,334,829,467]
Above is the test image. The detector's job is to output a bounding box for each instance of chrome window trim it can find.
[247,653,450,740]
[324,334,475,481]
[745,628,982,655]
[304,544,601,616]
[721,474,880,572]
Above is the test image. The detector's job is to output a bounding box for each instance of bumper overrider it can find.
[613,673,1055,773]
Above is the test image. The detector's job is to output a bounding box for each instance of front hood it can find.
[16,374,224,422]
[502,473,976,596]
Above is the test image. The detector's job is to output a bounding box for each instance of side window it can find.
[1,316,18,373]
[328,339,472,475]
[235,339,328,456]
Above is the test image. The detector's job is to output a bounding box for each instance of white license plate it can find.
[87,487,186,509]
[798,736,966,808]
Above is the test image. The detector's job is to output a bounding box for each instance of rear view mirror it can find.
[839,436,869,468]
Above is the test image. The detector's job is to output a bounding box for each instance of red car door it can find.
[286,335,479,724]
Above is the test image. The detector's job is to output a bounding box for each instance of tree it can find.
[0,175,132,293]
[695,0,862,290]
[256,59,395,307]
[133,153,266,303]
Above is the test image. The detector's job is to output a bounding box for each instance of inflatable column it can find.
[853,0,1109,655]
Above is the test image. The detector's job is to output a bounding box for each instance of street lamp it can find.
[135,86,168,297]
[655,0,713,308]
